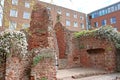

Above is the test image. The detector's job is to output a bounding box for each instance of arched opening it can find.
[54,22,66,59]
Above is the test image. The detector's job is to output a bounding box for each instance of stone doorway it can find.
[116,49,120,72]
[87,48,105,69]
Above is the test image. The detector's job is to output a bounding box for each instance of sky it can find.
[39,0,120,13]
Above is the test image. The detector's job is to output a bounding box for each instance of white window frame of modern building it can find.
[23,12,30,19]
[110,17,116,24]
[74,22,78,27]
[118,3,120,10]
[22,23,30,29]
[12,0,18,5]
[25,2,30,8]
[102,19,107,26]
[80,23,84,29]
[66,20,70,26]
[66,12,70,17]
[10,9,18,17]
[73,13,77,18]
[9,21,17,30]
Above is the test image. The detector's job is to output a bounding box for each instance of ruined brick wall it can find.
[28,3,49,50]
[5,56,31,80]
[78,36,116,72]
[67,36,81,68]
[54,22,66,59]
[31,48,56,80]
[28,3,57,80]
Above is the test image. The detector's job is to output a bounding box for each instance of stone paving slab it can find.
[56,67,108,80]
[76,73,120,80]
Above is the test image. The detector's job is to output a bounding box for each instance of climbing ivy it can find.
[74,26,120,49]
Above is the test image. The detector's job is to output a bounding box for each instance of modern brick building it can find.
[88,2,120,31]
[1,0,86,31]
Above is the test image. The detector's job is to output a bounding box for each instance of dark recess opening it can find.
[87,48,105,54]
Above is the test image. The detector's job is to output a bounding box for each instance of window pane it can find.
[80,23,84,29]
[57,9,61,14]
[102,20,107,26]
[74,14,77,18]
[80,16,84,20]
[66,12,70,17]
[66,20,70,26]
[10,9,18,17]
[9,21,17,30]
[23,12,30,19]
[12,0,18,5]
[110,17,116,24]
[22,23,30,29]
[94,22,98,27]
[74,22,78,27]
[118,3,120,10]
[25,2,30,8]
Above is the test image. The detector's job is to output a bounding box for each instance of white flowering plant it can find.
[0,29,28,58]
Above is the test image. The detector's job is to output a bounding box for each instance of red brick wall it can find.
[28,3,49,50]
[78,36,116,72]
[31,56,56,80]
[89,10,120,31]
[54,22,66,59]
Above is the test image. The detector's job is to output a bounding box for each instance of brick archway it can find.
[54,22,66,59]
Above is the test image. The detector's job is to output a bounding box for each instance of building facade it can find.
[88,2,120,31]
[1,0,86,31]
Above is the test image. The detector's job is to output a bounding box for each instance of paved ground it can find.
[56,68,120,80]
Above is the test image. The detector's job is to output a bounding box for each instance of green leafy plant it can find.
[74,26,120,49]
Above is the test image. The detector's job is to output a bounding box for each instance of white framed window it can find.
[23,12,30,19]
[12,0,18,5]
[25,2,30,8]
[57,9,61,14]
[22,23,30,29]
[73,14,77,18]
[110,17,116,24]
[80,16,84,20]
[10,9,18,17]
[80,23,84,29]
[102,19,107,26]
[74,22,78,27]
[94,22,98,27]
[9,21,17,30]
[66,20,70,26]
[66,12,70,17]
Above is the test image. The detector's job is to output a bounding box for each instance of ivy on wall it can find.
[74,26,120,49]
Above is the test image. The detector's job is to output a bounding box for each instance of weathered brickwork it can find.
[78,36,116,72]
[28,3,49,50]
[54,22,66,59]
[28,3,57,80]
[31,48,56,80]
